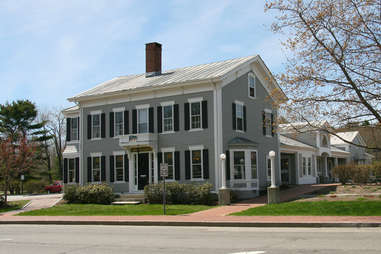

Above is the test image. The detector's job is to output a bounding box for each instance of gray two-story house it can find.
[62,42,286,198]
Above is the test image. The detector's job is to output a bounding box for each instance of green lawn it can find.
[0,200,29,213]
[232,201,381,216]
[18,203,214,216]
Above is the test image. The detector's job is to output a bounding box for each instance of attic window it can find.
[248,73,256,99]
[321,135,328,147]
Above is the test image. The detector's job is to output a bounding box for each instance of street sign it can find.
[160,163,169,177]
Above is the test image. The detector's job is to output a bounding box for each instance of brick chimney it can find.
[145,42,162,77]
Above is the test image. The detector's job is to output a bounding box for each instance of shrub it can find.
[351,165,371,184]
[144,182,214,205]
[332,164,353,185]
[63,184,114,205]
[24,180,49,194]
[0,195,5,208]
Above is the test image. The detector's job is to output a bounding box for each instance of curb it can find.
[0,220,380,228]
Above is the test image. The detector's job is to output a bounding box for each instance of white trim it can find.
[63,153,80,159]
[67,140,80,145]
[90,152,102,157]
[113,150,126,156]
[188,128,203,132]
[264,108,272,113]
[188,97,203,103]
[229,149,259,188]
[234,100,244,105]
[160,101,175,106]
[161,147,175,152]
[189,145,204,150]
[113,107,125,112]
[135,104,150,109]
[90,110,102,115]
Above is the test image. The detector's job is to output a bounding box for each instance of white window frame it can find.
[161,147,175,181]
[189,145,204,180]
[113,108,124,137]
[302,157,307,176]
[235,101,244,132]
[230,149,258,181]
[114,151,125,183]
[91,155,101,183]
[136,105,149,134]
[68,158,76,184]
[161,102,174,133]
[307,157,312,175]
[91,111,101,140]
[264,109,272,138]
[188,97,203,131]
[248,72,256,99]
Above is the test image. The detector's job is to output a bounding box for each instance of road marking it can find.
[0,239,13,241]
[230,251,266,254]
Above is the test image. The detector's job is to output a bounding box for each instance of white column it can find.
[153,151,158,183]
[269,151,276,188]
[128,151,134,192]
[220,153,226,189]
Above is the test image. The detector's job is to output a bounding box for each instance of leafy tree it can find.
[266,0,381,150]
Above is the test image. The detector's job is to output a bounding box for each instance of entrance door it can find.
[138,153,149,190]
[281,158,289,185]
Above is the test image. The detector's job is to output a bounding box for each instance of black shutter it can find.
[203,149,209,179]
[124,154,129,182]
[87,157,92,183]
[271,113,274,136]
[66,118,71,142]
[109,155,114,183]
[175,151,180,180]
[232,103,236,130]
[185,150,191,179]
[184,103,190,131]
[149,107,154,133]
[101,113,106,138]
[157,152,162,180]
[226,150,230,180]
[132,109,137,134]
[202,100,208,129]
[174,104,179,131]
[87,115,92,139]
[157,106,162,133]
[243,105,247,132]
[262,111,266,135]
[101,156,106,181]
[75,157,80,183]
[109,112,114,138]
[124,110,129,135]
[77,117,80,140]
[63,158,68,183]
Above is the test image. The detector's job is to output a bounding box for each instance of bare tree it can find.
[266,0,381,149]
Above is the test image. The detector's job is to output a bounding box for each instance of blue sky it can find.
[0,0,287,109]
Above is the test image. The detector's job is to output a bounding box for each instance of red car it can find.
[45,181,63,193]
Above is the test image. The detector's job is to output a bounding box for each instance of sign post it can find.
[160,163,169,215]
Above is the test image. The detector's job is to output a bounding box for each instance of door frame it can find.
[132,151,153,192]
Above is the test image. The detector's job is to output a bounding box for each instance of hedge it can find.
[144,182,214,205]
[64,184,114,205]
[332,163,381,184]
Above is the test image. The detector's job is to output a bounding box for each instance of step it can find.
[115,193,145,203]
[112,201,141,205]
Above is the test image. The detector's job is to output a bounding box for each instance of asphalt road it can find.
[1,225,381,254]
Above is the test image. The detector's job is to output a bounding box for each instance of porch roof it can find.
[228,137,258,147]
[279,135,314,149]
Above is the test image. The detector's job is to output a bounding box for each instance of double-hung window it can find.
[190,102,201,129]
[263,110,273,137]
[307,157,312,175]
[248,73,256,98]
[236,103,244,131]
[163,151,174,180]
[115,155,124,182]
[138,108,149,133]
[92,114,101,139]
[71,118,79,141]
[250,151,257,179]
[92,156,101,182]
[191,149,203,179]
[233,151,245,180]
[114,111,124,136]
[303,157,307,176]
[163,105,173,132]
[267,157,271,181]
[68,158,75,183]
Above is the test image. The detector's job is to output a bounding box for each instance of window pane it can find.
[115,112,123,136]
[163,105,172,118]
[138,108,148,133]
[69,159,75,182]
[92,115,100,138]
[191,102,200,115]
[265,113,272,136]
[192,165,202,179]
[115,155,124,182]
[192,150,201,164]
[92,156,100,182]
[191,102,201,129]
[164,152,174,179]
[251,152,257,179]
[233,151,245,180]
[250,87,255,97]
[267,158,271,178]
[237,118,243,131]
[191,150,202,179]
